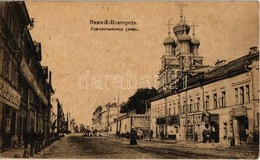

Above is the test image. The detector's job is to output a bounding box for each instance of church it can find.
[150,3,259,145]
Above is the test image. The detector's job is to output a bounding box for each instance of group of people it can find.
[23,130,45,149]
[202,129,219,143]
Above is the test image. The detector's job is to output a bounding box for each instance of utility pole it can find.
[184,73,188,141]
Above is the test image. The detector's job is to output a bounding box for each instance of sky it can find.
[25,1,259,125]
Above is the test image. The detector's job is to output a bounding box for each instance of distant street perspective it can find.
[33,133,258,159]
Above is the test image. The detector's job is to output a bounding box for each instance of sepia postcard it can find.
[0,1,259,159]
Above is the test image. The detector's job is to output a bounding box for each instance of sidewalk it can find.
[107,135,256,150]
[0,147,25,158]
[0,138,61,158]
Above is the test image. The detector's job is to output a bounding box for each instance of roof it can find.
[191,37,200,45]
[150,51,259,102]
[163,36,175,44]
[206,52,259,79]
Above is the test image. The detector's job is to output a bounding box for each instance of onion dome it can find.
[173,21,190,36]
[178,33,191,41]
[191,37,200,46]
[163,36,175,45]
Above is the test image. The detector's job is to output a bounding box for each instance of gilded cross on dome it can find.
[175,1,188,21]
[165,19,174,35]
[191,21,198,36]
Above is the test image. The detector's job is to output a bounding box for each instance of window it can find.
[235,88,238,104]
[174,107,176,115]
[219,91,226,108]
[168,108,171,115]
[182,101,186,113]
[223,123,227,140]
[3,52,11,80]
[11,60,18,89]
[213,93,217,109]
[240,86,244,104]
[189,99,193,112]
[196,97,200,111]
[246,85,250,103]
[177,102,180,114]
[205,95,209,110]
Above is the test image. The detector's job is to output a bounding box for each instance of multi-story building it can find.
[92,105,102,131]
[150,5,259,145]
[117,109,150,137]
[107,103,118,135]
[0,2,54,151]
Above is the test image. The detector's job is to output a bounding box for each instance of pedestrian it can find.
[239,131,242,144]
[202,130,206,143]
[194,132,198,143]
[130,130,137,145]
[246,128,249,143]
[150,130,153,141]
[160,131,164,141]
[23,130,29,149]
[118,131,121,139]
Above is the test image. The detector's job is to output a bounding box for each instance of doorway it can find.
[237,116,248,143]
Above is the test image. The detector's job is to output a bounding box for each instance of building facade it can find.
[150,5,259,144]
[151,51,259,144]
[0,2,54,151]
[117,110,150,137]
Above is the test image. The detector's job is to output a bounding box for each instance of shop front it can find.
[156,117,166,138]
[201,111,219,143]
[0,78,21,150]
[165,115,180,140]
[233,107,248,143]
[156,116,180,140]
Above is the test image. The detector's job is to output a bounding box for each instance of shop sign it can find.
[156,117,166,125]
[0,78,21,110]
[165,116,179,125]
[210,114,219,122]
[233,107,247,117]
[21,59,48,106]
[202,111,210,123]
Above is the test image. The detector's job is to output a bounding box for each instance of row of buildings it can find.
[91,4,259,145]
[0,2,70,152]
[92,102,150,137]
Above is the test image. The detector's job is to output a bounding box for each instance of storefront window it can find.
[5,107,11,133]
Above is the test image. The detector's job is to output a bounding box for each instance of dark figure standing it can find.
[194,132,198,143]
[117,131,121,139]
[150,130,153,141]
[160,131,164,141]
[202,130,206,143]
[23,131,30,149]
[130,131,137,145]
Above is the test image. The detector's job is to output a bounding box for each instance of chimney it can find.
[249,46,258,54]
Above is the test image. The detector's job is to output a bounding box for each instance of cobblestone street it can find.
[34,134,259,159]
